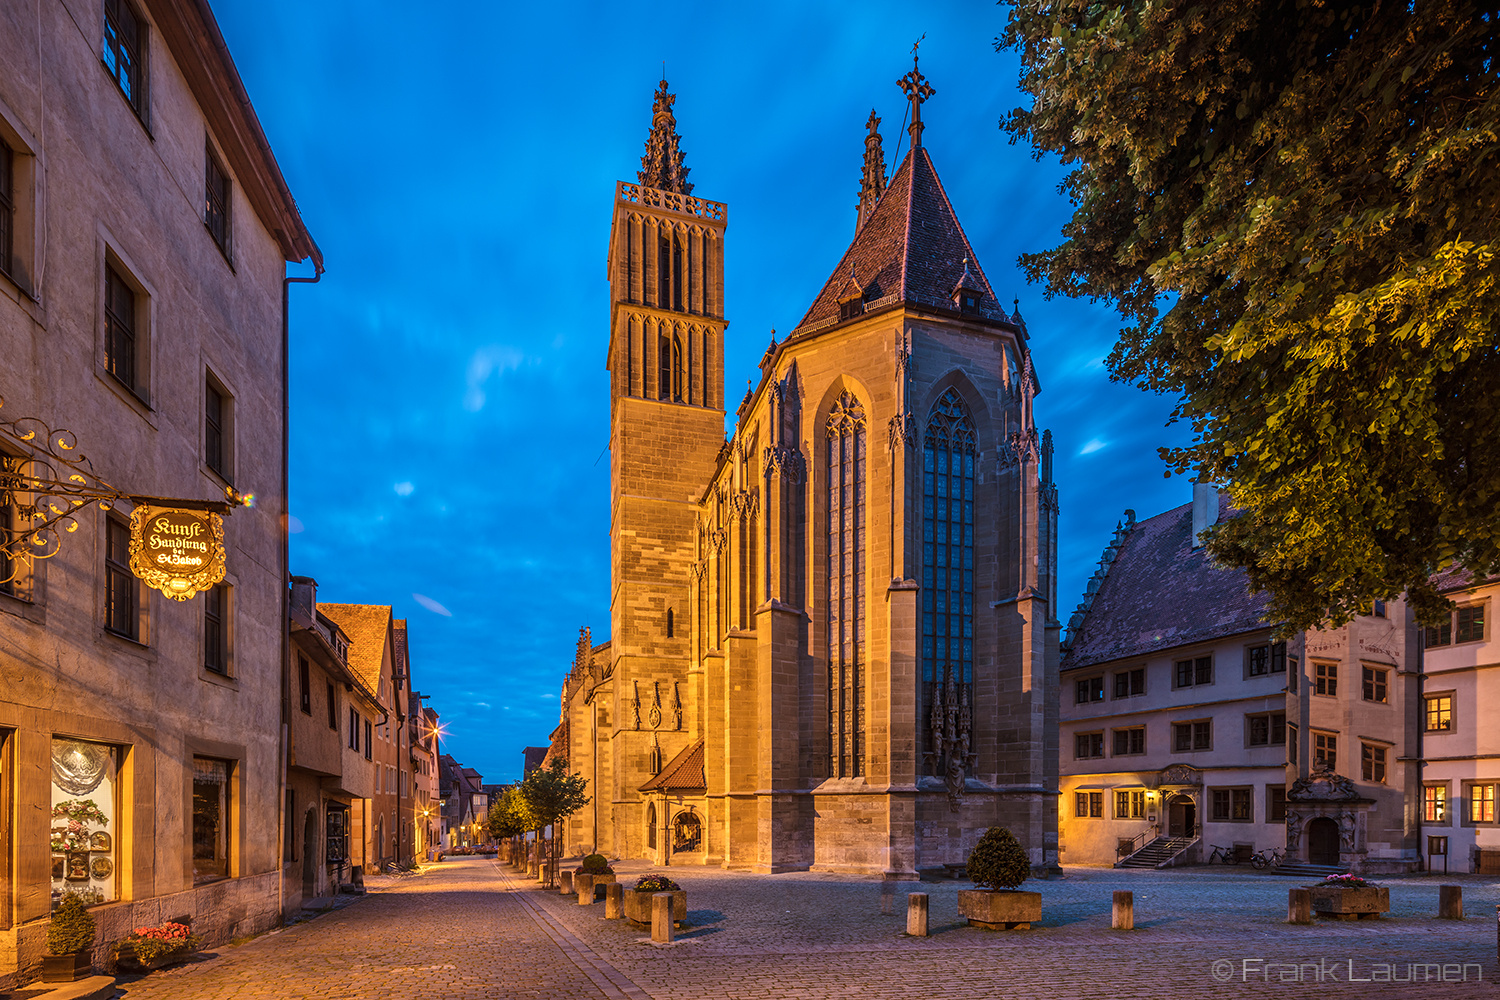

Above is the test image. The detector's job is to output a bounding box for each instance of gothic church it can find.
[551,59,1060,876]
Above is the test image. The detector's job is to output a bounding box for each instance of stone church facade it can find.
[553,61,1059,877]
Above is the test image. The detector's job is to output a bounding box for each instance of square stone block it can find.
[623,888,686,927]
[957,889,1042,930]
[1309,885,1389,920]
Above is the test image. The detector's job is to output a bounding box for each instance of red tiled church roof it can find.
[792,146,1011,334]
[1062,496,1272,670]
[639,739,706,792]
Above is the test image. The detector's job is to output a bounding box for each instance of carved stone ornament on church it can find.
[1008,428,1040,468]
[1159,764,1203,786]
[888,333,917,450]
[648,680,663,729]
[672,682,683,731]
[1285,811,1305,851]
[631,681,642,730]
[1288,765,1360,801]
[926,671,977,812]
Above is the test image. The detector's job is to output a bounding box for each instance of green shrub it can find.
[580,854,613,875]
[47,894,96,955]
[634,874,681,892]
[965,827,1030,891]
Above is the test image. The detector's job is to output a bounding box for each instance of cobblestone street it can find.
[110,858,1500,1000]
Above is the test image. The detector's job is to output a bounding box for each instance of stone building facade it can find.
[553,64,1060,877]
[1059,484,1421,872]
[0,0,317,984]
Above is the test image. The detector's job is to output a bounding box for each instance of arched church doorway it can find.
[1167,794,1196,838]
[646,803,657,851]
[1308,817,1340,865]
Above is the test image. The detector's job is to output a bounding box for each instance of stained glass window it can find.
[826,391,866,777]
[922,388,975,769]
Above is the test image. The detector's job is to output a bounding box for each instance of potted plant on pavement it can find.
[113,920,200,973]
[957,827,1042,930]
[1308,873,1388,920]
[623,874,686,927]
[42,893,95,982]
[574,854,616,901]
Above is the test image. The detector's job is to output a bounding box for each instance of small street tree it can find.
[997,0,1500,629]
[517,758,590,887]
[486,787,526,862]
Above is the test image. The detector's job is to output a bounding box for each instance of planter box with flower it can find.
[1308,874,1388,921]
[623,875,685,927]
[113,921,200,973]
[41,893,95,983]
[575,855,617,902]
[956,827,1042,931]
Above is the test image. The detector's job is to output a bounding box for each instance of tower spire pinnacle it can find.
[638,78,693,195]
[897,37,935,150]
[856,109,887,233]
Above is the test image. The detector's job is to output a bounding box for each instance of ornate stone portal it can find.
[1285,767,1373,871]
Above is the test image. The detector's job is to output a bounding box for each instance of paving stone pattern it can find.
[113,858,1500,999]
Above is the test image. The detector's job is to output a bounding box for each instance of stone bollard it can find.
[1113,891,1134,930]
[907,892,929,937]
[1288,888,1312,924]
[605,882,624,919]
[652,892,675,943]
[576,873,595,905]
[539,862,552,886]
[1439,885,1463,919]
[560,869,574,895]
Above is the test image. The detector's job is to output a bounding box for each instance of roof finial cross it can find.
[897,35,935,149]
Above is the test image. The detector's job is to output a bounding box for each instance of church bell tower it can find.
[604,79,726,858]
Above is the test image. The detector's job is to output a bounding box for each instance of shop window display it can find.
[50,738,118,910]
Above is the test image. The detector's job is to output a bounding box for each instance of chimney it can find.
[1191,481,1219,549]
[290,575,318,617]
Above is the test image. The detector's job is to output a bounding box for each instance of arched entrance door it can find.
[646,803,657,851]
[1168,794,1196,838]
[1308,817,1340,865]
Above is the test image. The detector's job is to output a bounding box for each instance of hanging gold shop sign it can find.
[128,506,226,601]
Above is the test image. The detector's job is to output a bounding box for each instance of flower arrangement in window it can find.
[634,874,681,893]
[1316,873,1376,888]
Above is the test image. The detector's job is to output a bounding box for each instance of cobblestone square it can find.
[104,858,1500,1000]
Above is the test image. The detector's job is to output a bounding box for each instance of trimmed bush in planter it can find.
[42,893,95,982]
[957,827,1041,931]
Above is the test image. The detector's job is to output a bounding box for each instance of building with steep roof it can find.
[1059,483,1421,872]
[552,56,1060,875]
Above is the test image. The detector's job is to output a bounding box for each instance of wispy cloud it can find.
[463,346,525,412]
[1080,438,1108,455]
[412,593,453,617]
[394,482,414,496]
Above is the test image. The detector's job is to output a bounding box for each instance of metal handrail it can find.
[1117,831,1151,858]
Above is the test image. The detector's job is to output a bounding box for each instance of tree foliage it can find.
[518,757,590,834]
[486,787,526,842]
[966,827,1031,890]
[999,0,1500,628]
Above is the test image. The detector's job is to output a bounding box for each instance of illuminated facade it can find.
[554,69,1059,876]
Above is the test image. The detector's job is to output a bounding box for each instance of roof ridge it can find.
[917,147,996,302]
[1062,510,1139,652]
[898,148,915,304]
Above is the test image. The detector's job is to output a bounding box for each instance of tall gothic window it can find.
[922,388,975,770]
[826,391,866,777]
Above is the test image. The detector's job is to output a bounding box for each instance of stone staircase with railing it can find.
[1116,835,1198,869]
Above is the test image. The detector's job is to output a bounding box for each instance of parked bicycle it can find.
[1250,847,1285,870]
[1208,844,1240,864]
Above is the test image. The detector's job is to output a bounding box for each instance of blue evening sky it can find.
[215,0,1192,783]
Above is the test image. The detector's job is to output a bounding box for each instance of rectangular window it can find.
[1112,727,1145,756]
[104,516,137,640]
[327,681,337,729]
[1173,720,1211,752]
[1425,619,1452,648]
[298,656,311,714]
[1288,724,1298,764]
[284,789,296,862]
[1232,788,1252,821]
[1113,668,1144,698]
[192,756,230,883]
[205,378,227,479]
[1247,712,1286,747]
[1372,599,1386,618]
[104,264,137,391]
[0,138,12,278]
[1074,732,1104,759]
[1247,641,1288,676]
[1074,791,1103,818]
[1361,743,1387,783]
[1268,786,1287,822]
[1210,789,1229,821]
[1424,785,1447,824]
[1425,694,1453,732]
[1314,661,1337,697]
[204,146,231,255]
[1456,604,1486,644]
[1469,784,1496,825]
[1361,666,1387,703]
[103,0,146,115]
[1314,731,1337,771]
[204,583,227,674]
[1115,790,1146,819]
[364,720,372,760]
[50,738,119,908]
[1075,676,1104,704]
[1174,656,1212,688]
[349,707,358,750]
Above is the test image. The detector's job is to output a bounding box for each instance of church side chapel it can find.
[554,54,1060,877]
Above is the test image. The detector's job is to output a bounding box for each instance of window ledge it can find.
[200,667,238,689]
[95,368,157,427]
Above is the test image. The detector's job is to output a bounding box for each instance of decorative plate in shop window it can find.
[52,855,65,880]
[65,852,90,881]
[90,831,112,852]
[91,857,113,880]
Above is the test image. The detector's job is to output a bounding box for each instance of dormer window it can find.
[838,296,864,321]
[959,292,979,314]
